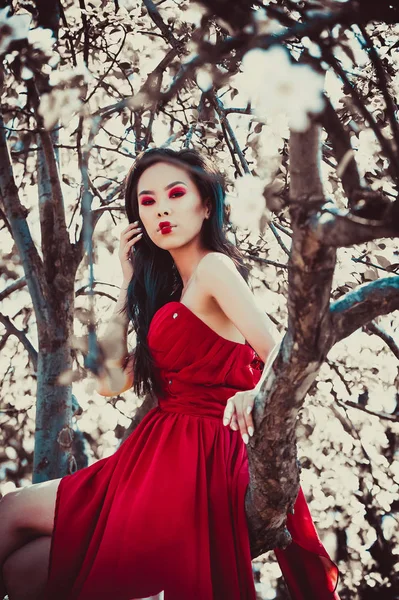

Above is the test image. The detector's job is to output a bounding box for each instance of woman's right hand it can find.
[119,220,143,284]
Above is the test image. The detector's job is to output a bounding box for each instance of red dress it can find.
[43,301,340,600]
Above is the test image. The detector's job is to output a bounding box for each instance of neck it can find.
[170,246,210,288]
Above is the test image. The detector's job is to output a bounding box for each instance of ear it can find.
[205,200,212,219]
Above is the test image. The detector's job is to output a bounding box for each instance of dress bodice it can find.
[147,301,263,418]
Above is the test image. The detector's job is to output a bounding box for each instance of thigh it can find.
[3,536,51,596]
[1,478,62,536]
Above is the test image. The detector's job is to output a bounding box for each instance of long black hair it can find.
[122,147,250,398]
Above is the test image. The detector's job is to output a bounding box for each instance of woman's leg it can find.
[3,536,51,600]
[0,478,61,599]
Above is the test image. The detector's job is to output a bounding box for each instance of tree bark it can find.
[0,106,79,482]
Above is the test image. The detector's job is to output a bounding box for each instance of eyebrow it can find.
[138,181,187,197]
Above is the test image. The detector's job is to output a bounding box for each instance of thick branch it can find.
[308,204,399,248]
[36,129,73,284]
[0,111,49,330]
[245,121,338,557]
[330,276,399,343]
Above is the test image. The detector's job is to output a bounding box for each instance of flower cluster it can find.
[0,7,30,56]
[234,46,325,132]
[226,173,271,233]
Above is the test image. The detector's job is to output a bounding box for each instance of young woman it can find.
[0,148,340,600]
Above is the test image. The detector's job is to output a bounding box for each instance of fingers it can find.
[223,400,234,427]
[121,221,143,260]
[223,392,255,445]
[245,397,255,439]
[234,394,249,444]
[230,414,239,431]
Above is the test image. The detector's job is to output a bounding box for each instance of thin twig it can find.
[320,45,399,182]
[356,24,399,155]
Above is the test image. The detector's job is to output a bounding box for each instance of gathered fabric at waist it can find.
[158,396,225,420]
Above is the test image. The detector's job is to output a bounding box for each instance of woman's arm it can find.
[253,338,282,395]
[96,283,135,397]
[196,252,283,442]
[196,252,279,361]
[103,283,130,348]
[96,353,134,397]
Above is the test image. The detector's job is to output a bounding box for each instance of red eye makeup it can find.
[140,186,186,205]
[169,187,186,198]
[140,197,154,205]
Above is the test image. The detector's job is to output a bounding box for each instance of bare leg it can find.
[3,536,51,600]
[0,479,61,600]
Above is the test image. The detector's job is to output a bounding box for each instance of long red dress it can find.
[43,301,340,600]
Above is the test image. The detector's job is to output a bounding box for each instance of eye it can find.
[140,197,154,206]
[169,188,186,198]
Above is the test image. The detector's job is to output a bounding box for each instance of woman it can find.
[0,148,340,600]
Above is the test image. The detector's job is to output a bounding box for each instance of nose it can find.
[157,197,171,216]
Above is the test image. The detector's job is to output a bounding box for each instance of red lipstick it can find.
[158,221,174,235]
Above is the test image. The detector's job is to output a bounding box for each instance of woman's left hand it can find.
[222,390,257,444]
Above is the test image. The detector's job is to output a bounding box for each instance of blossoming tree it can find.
[0,0,399,597]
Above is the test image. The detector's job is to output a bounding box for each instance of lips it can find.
[158,221,174,232]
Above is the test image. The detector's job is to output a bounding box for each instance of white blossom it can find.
[226,173,271,232]
[234,46,325,132]
[0,7,30,55]
[27,27,55,55]
[118,0,140,12]
[38,88,82,130]
[352,128,381,175]
[49,64,92,87]
[20,66,33,80]
[196,68,212,92]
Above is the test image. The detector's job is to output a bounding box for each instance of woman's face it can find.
[137,161,210,250]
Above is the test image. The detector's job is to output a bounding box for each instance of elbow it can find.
[260,339,282,365]
[95,374,133,397]
[95,356,134,397]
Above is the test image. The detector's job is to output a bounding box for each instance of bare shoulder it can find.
[196,251,279,362]
[197,252,239,276]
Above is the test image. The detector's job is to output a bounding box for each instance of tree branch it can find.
[0,111,49,331]
[337,398,399,422]
[320,97,363,206]
[0,277,27,301]
[143,0,184,52]
[0,312,38,370]
[330,276,399,343]
[320,43,399,182]
[245,120,339,557]
[357,24,399,154]
[363,321,399,360]
[308,204,399,248]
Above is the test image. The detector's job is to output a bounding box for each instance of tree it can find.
[0,0,398,597]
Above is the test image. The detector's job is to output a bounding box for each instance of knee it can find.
[0,490,19,522]
[0,490,16,514]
